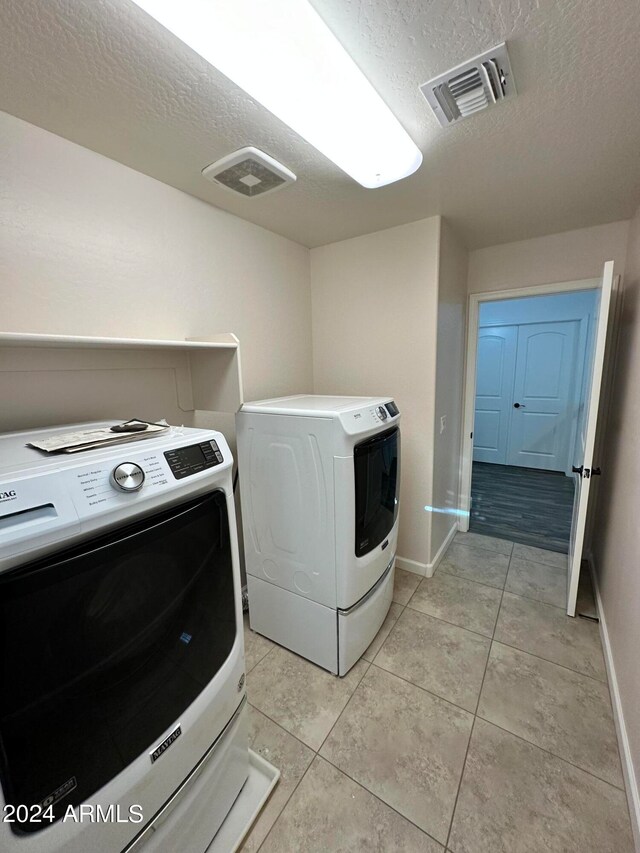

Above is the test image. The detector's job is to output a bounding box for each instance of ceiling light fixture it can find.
[130,0,423,188]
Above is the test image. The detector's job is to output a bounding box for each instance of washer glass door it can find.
[0,490,236,833]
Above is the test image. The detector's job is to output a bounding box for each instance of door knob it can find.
[592,467,602,476]
[513,402,525,408]
[572,465,583,474]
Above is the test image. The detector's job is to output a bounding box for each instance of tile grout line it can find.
[245,642,275,675]
[315,652,375,754]
[404,600,498,640]
[251,604,409,849]
[253,598,458,847]
[251,622,411,851]
[248,603,406,757]
[362,601,406,664]
[248,653,375,853]
[253,753,317,853]
[246,701,320,756]
[444,716,478,853]
[438,563,506,592]
[318,751,446,849]
[490,636,608,684]
[502,588,569,611]
[367,660,476,718]
[368,604,409,666]
[473,714,627,793]
[447,539,625,844]
[445,580,505,850]
[452,537,515,560]
[502,586,574,612]
[455,536,568,572]
[246,701,316,851]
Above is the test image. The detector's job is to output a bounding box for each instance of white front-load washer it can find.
[0,421,247,853]
[236,395,401,675]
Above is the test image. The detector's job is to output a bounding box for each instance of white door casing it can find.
[567,260,615,617]
[507,321,579,471]
[459,277,601,533]
[473,326,517,464]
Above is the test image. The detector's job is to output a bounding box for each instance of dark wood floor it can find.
[470,462,574,553]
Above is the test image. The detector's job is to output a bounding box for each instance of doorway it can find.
[470,289,598,551]
[459,265,617,618]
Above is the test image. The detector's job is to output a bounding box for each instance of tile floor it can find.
[240,533,634,852]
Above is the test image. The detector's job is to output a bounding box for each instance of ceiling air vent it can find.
[419,42,516,127]
[202,147,296,198]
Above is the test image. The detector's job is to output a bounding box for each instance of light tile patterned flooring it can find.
[240,533,634,852]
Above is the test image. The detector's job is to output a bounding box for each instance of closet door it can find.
[507,321,579,471]
[473,326,517,464]
[567,261,615,616]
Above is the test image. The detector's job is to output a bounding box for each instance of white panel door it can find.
[473,326,517,464]
[507,321,579,471]
[567,261,615,616]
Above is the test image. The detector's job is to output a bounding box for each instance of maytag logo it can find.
[40,776,77,808]
[150,725,182,763]
[0,490,17,501]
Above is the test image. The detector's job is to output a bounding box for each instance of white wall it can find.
[0,111,313,413]
[311,217,441,570]
[431,219,468,560]
[592,204,640,845]
[468,221,629,294]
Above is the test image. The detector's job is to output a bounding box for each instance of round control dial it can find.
[377,405,388,420]
[111,462,145,492]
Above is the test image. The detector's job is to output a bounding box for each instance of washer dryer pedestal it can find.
[247,559,395,676]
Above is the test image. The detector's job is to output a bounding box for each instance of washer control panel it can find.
[164,440,224,480]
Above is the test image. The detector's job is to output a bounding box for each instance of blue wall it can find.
[479,289,598,327]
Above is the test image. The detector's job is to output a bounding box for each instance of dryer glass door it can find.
[354,427,400,557]
[0,490,236,833]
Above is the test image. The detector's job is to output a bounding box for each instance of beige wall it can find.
[431,219,468,558]
[468,221,629,293]
[0,111,313,410]
[593,204,640,832]
[311,217,441,569]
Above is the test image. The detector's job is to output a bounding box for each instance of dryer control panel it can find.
[340,400,401,436]
[368,400,400,426]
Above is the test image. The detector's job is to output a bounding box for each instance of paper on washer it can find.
[28,420,170,453]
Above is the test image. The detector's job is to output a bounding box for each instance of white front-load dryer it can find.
[236,395,401,675]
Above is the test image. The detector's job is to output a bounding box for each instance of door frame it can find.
[458,277,600,532]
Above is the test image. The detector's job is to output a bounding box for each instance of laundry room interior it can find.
[1,1,640,852]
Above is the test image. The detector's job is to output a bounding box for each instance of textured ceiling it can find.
[1,0,639,249]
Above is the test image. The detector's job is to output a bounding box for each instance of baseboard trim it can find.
[588,553,640,851]
[425,522,458,578]
[396,523,458,580]
[395,556,427,577]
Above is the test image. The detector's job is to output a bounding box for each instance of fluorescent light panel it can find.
[130,0,423,188]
